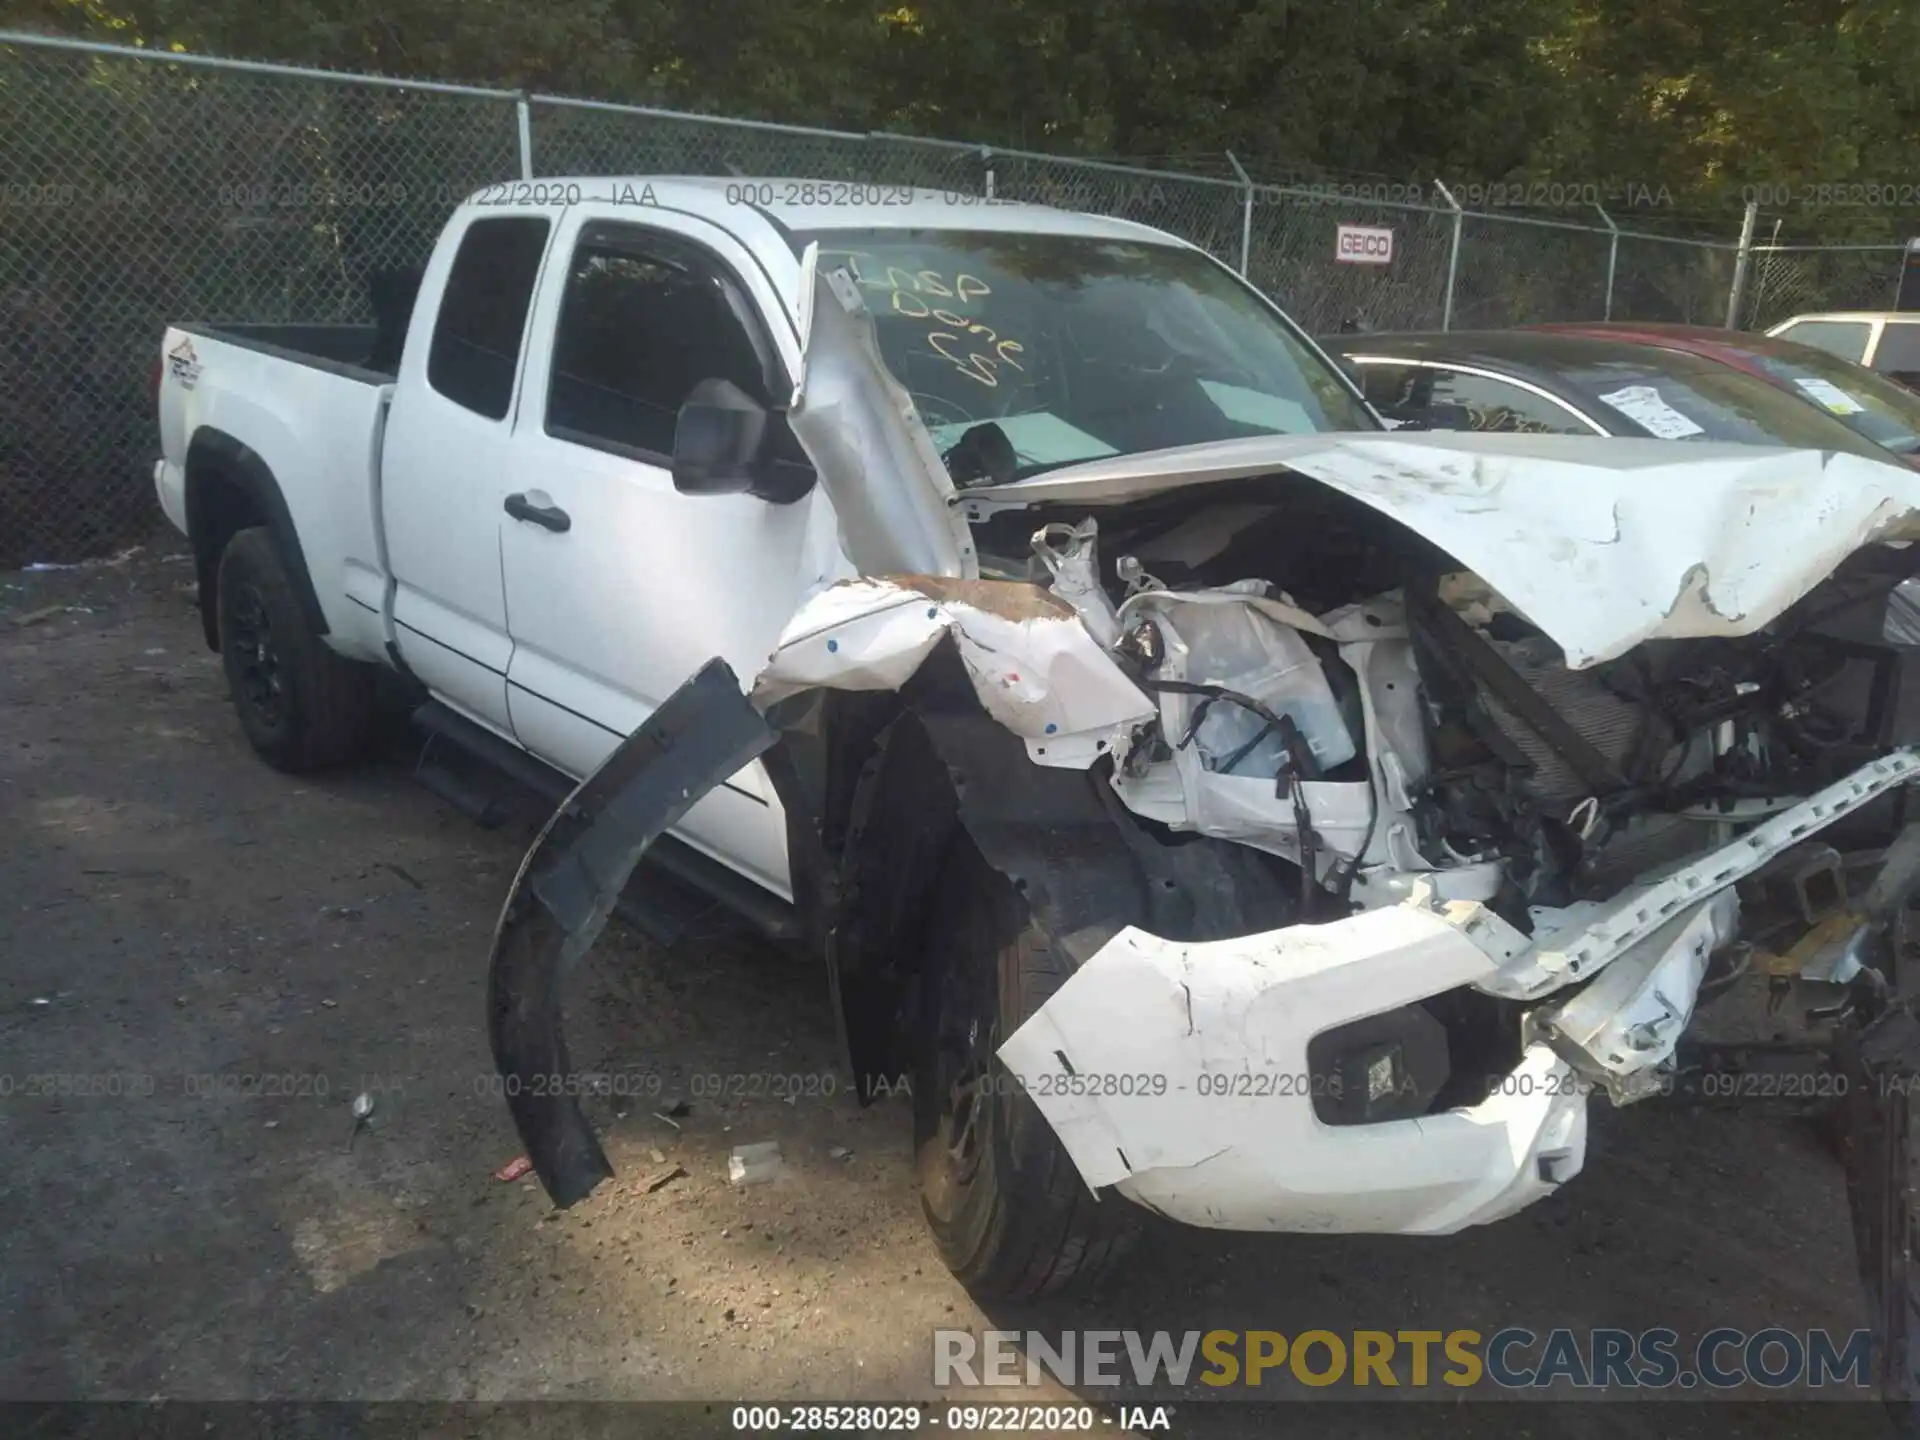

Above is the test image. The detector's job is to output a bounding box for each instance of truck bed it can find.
[156,321,397,667]
[187,323,392,383]
[178,265,423,382]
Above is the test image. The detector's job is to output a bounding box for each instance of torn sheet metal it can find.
[958,430,1920,667]
[1031,518,1122,646]
[1481,747,1920,1001]
[1124,585,1353,774]
[1531,889,1739,1102]
[997,749,1920,1229]
[996,897,1586,1233]
[788,248,973,580]
[1110,766,1376,873]
[1106,589,1432,875]
[750,576,1155,749]
[1320,597,1438,889]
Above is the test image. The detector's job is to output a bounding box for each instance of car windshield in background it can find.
[1559,360,1904,461]
[1742,344,1920,456]
[795,228,1374,477]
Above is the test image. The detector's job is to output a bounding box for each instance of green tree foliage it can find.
[9,0,1920,200]
[1532,0,1920,197]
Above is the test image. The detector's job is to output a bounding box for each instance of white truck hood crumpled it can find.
[964,431,1920,668]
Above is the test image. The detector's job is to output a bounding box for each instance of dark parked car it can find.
[1532,320,1920,462]
[1327,327,1920,468]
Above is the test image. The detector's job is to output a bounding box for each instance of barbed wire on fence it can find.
[0,28,1895,565]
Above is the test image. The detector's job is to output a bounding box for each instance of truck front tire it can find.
[215,526,375,772]
[913,841,1142,1298]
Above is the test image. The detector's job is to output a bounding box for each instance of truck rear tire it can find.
[216,526,375,772]
[913,841,1142,1298]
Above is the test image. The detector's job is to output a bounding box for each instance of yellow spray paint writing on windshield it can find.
[822,252,1025,388]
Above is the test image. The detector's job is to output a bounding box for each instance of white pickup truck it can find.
[158,178,1920,1330]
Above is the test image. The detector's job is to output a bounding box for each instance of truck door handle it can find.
[504,492,571,533]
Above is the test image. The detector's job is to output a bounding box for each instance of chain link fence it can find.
[0,29,1895,565]
[1447,214,1612,329]
[1,37,521,565]
[1244,191,1457,333]
[1608,234,1741,326]
[1741,245,1907,331]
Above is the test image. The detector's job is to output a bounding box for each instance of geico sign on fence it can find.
[1335,224,1394,264]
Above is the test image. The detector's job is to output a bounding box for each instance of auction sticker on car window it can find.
[1597,384,1705,439]
[1791,376,1866,414]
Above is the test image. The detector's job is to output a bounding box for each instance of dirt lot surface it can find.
[0,549,1903,1437]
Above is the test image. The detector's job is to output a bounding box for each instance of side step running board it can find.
[411,700,802,943]
[415,699,574,807]
[640,833,805,942]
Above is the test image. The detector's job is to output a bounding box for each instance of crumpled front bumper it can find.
[997,902,1588,1234]
[998,750,1920,1234]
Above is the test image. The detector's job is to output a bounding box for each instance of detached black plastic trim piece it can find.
[485,657,775,1207]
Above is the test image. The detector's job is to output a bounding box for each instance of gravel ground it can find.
[0,549,1902,1438]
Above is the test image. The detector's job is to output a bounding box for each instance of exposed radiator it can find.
[1479,634,1648,803]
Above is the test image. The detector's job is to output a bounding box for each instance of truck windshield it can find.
[795,228,1375,477]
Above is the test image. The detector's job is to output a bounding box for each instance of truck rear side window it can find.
[427,216,550,420]
[546,229,772,459]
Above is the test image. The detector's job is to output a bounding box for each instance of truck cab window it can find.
[426,216,550,420]
[546,233,771,459]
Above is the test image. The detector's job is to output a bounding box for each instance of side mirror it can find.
[671,381,768,496]
[670,379,814,503]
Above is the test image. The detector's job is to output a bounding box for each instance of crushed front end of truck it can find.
[487,252,1920,1390]
[491,451,1920,1198]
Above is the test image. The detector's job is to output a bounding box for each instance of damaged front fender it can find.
[750,575,1156,752]
[489,560,1272,1206]
[484,575,1154,1208]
